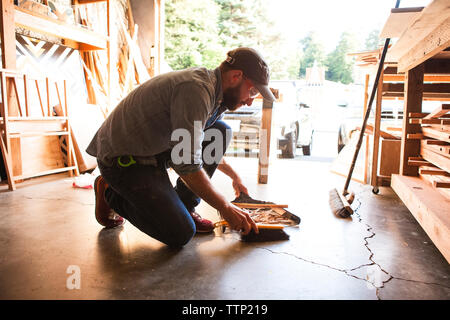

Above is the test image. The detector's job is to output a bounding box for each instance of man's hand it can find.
[218,158,249,197]
[232,178,249,197]
[219,202,258,236]
[179,169,257,235]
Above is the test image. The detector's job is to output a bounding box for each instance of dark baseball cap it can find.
[224,47,276,102]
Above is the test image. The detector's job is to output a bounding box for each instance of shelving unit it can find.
[14,5,108,50]
[381,0,450,263]
[0,0,111,190]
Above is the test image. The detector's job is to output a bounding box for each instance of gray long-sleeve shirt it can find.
[86,67,224,175]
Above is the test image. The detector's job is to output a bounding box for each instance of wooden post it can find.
[1,0,22,185]
[371,69,384,188]
[400,63,424,176]
[258,98,273,184]
[0,72,15,190]
[106,0,111,114]
[363,74,370,184]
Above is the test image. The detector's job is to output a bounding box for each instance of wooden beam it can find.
[422,127,450,143]
[1,0,22,188]
[383,74,450,82]
[389,0,450,70]
[380,7,423,39]
[258,99,273,184]
[397,17,450,72]
[421,139,450,158]
[421,147,450,173]
[410,118,450,125]
[14,6,108,50]
[76,0,107,3]
[391,174,450,263]
[424,104,450,119]
[419,171,450,200]
[419,165,449,176]
[383,83,450,94]
[400,63,424,176]
[371,68,383,189]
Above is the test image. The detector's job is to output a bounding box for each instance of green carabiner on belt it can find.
[117,155,136,167]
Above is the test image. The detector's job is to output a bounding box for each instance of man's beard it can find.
[222,81,243,111]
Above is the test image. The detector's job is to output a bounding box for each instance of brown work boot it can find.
[189,210,214,233]
[94,175,125,228]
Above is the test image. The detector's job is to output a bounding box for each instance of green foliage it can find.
[165,0,223,70]
[325,32,356,84]
[298,32,326,78]
[164,0,295,80]
[164,1,371,83]
[365,29,381,50]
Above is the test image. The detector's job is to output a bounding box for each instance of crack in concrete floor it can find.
[254,192,450,300]
[11,189,450,298]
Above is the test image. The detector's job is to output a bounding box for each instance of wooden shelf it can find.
[14,6,108,50]
[380,7,424,39]
[391,174,450,263]
[387,0,450,72]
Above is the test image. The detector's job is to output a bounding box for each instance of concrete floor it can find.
[0,153,449,300]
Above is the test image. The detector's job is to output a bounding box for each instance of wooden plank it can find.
[419,170,450,199]
[76,0,107,4]
[422,127,450,143]
[391,174,450,263]
[425,139,449,145]
[389,0,450,70]
[408,158,430,166]
[232,203,288,209]
[383,92,450,100]
[400,63,424,176]
[371,69,383,188]
[424,104,450,120]
[421,139,450,158]
[407,133,424,139]
[364,74,370,184]
[434,180,450,188]
[409,112,428,118]
[379,139,401,176]
[409,118,450,125]
[18,135,67,178]
[258,101,272,184]
[10,131,69,138]
[1,0,22,186]
[421,147,450,173]
[14,6,107,50]
[384,83,450,95]
[380,7,424,39]
[397,17,450,72]
[419,165,449,176]
[13,165,77,181]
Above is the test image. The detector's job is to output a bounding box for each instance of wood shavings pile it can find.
[247,208,297,226]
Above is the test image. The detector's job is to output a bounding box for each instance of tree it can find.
[165,0,223,70]
[298,32,326,78]
[164,0,293,79]
[365,29,381,50]
[214,0,291,79]
[325,32,356,84]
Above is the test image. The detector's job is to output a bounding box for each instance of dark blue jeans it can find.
[98,120,231,247]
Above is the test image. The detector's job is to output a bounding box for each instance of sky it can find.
[268,0,432,53]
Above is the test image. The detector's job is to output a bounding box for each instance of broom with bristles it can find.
[329,0,400,218]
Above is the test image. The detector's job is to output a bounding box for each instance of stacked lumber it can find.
[407,104,450,199]
[76,0,149,114]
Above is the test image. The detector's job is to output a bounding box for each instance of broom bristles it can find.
[241,228,290,242]
[329,188,353,218]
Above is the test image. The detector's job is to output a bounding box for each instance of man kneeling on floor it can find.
[86,47,275,247]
